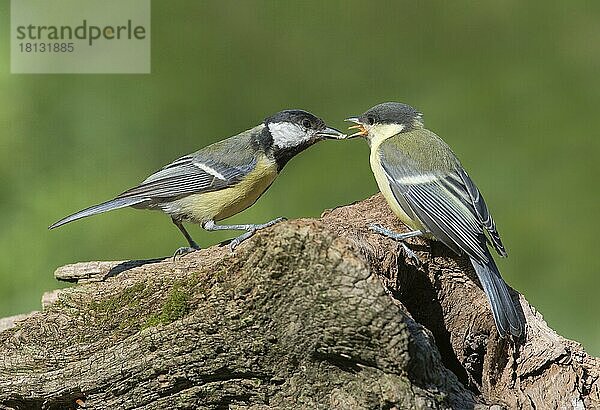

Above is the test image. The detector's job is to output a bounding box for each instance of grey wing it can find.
[116,154,257,200]
[456,168,506,256]
[379,142,493,263]
[48,151,258,229]
[378,137,520,337]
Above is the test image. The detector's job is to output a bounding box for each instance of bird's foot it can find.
[228,217,287,252]
[398,242,421,266]
[369,223,398,238]
[172,244,201,261]
[368,223,422,241]
[259,216,287,228]
[369,223,422,265]
[228,230,255,252]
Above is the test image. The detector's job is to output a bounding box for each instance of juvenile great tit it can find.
[50,109,345,255]
[346,102,523,338]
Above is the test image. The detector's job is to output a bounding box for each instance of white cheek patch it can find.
[366,123,405,148]
[268,122,309,149]
[370,123,405,138]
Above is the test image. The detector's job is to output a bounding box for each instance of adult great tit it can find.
[50,109,345,255]
[346,102,523,338]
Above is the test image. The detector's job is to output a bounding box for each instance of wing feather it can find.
[378,136,500,263]
[401,181,489,262]
[456,168,507,256]
[117,156,257,200]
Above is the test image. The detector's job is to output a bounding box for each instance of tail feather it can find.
[470,253,524,338]
[49,197,147,229]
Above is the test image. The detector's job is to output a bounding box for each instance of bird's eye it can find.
[366,116,375,125]
[302,119,312,129]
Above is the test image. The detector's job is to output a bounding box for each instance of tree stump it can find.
[0,195,598,409]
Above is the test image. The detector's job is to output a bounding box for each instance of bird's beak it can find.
[345,117,367,139]
[317,126,347,140]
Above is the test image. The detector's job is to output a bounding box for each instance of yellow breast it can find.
[171,155,278,223]
[369,136,424,232]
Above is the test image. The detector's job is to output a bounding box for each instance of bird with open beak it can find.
[345,102,524,338]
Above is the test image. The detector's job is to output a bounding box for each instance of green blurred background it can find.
[1,1,598,354]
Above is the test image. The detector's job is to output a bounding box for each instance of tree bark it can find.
[0,195,598,409]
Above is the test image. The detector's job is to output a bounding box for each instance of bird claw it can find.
[369,223,395,237]
[368,223,422,265]
[399,242,421,266]
[172,245,200,261]
[228,239,241,253]
[227,217,286,252]
[228,230,255,253]
[263,217,287,227]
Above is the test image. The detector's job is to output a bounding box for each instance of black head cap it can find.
[260,109,339,171]
[359,102,423,127]
[264,109,326,130]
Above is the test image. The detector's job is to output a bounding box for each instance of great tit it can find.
[50,109,345,255]
[346,102,523,338]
